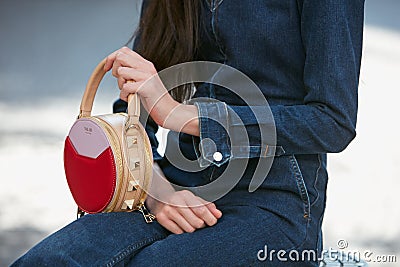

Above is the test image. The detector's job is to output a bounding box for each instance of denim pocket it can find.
[289,155,311,219]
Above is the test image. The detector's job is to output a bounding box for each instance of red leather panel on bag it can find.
[64,137,116,213]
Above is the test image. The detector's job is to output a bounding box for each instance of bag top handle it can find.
[79,58,140,121]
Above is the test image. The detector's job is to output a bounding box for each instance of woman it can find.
[13,0,365,266]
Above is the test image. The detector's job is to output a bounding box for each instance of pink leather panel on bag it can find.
[68,119,110,159]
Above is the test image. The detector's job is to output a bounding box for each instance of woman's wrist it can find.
[145,194,161,214]
[148,92,177,127]
[149,163,175,200]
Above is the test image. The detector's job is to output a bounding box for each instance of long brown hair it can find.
[133,0,202,102]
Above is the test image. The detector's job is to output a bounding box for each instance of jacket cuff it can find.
[193,101,231,167]
[192,100,285,167]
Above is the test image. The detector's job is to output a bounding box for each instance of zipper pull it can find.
[138,203,156,223]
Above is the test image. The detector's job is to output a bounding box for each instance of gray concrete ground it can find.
[0,1,399,266]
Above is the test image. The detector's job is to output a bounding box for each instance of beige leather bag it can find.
[63,58,155,223]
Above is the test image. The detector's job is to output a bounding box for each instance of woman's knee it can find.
[11,239,81,267]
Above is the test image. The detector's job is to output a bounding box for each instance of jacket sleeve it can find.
[194,0,365,167]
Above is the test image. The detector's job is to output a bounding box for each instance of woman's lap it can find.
[130,204,316,266]
[12,204,318,266]
[11,212,169,266]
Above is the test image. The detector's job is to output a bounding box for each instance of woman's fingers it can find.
[105,47,150,73]
[117,76,126,91]
[117,67,149,83]
[104,47,159,102]
[152,190,222,234]
[104,47,131,71]
[177,206,206,229]
[189,202,218,227]
[155,212,184,234]
[117,67,155,101]
[161,205,196,233]
[115,51,147,70]
[116,67,146,92]
[120,81,143,101]
[104,50,119,71]
[111,58,123,78]
[203,201,223,219]
[178,191,221,227]
[119,46,146,62]
[167,191,206,230]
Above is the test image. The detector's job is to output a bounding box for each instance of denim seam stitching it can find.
[315,209,325,253]
[210,1,227,63]
[208,102,230,166]
[192,102,203,160]
[221,102,230,159]
[104,235,165,267]
[289,155,311,219]
[310,154,322,207]
[198,102,209,161]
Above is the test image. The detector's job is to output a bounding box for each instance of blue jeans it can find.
[12,155,324,266]
[12,208,317,266]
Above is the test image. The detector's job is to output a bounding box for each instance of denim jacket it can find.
[114,0,364,184]
[113,0,364,255]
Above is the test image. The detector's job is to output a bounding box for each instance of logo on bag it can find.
[83,126,93,135]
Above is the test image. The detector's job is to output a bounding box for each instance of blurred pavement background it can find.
[0,0,399,266]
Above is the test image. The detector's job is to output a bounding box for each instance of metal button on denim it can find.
[213,152,223,162]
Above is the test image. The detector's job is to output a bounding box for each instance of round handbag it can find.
[63,58,155,222]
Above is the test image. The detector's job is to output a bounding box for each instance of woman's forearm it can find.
[150,95,199,137]
[163,103,199,137]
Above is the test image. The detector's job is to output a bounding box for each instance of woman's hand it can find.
[147,190,223,234]
[146,163,222,234]
[104,47,176,125]
[104,47,199,136]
